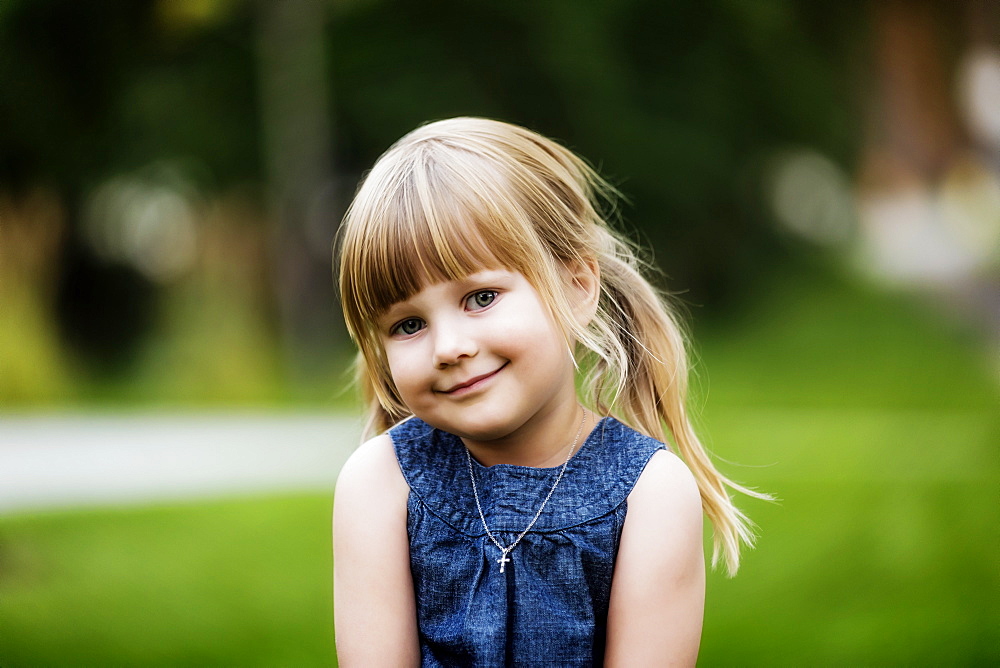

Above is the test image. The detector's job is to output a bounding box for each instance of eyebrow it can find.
[377,303,411,328]
[375,302,406,328]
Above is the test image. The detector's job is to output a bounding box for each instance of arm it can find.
[605,450,706,667]
[333,434,420,667]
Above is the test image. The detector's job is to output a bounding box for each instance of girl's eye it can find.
[392,318,424,336]
[466,290,497,310]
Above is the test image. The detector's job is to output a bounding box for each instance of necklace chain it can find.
[465,409,588,574]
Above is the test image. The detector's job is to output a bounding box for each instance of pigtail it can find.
[580,229,768,577]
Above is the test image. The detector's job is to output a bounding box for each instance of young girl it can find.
[333,117,762,666]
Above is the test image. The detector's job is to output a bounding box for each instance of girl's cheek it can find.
[385,349,415,382]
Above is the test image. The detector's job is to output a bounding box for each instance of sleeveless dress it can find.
[389,415,665,667]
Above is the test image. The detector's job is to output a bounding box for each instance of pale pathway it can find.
[0,413,363,516]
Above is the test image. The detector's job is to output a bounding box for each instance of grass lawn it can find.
[700,409,998,665]
[0,495,337,666]
[1,263,997,665]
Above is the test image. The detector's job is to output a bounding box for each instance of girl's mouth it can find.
[440,363,507,395]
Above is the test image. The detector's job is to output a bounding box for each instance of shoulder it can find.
[335,433,409,512]
[626,449,703,549]
[630,449,701,514]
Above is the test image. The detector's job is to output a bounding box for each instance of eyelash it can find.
[389,290,499,337]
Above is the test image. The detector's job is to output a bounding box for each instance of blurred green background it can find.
[1,0,998,665]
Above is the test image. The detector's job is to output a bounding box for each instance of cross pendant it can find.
[497,552,511,573]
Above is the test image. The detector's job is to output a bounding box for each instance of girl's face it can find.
[377,269,578,445]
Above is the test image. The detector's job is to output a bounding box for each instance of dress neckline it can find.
[466,416,611,472]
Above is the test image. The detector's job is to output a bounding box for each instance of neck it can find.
[463,403,593,468]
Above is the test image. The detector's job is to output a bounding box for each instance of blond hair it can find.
[337,117,765,575]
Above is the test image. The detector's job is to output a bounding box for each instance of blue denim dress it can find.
[389,416,664,667]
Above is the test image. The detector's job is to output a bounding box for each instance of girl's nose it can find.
[432,324,478,368]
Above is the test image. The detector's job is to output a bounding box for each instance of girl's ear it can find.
[564,258,601,327]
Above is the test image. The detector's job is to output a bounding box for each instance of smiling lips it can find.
[439,363,507,395]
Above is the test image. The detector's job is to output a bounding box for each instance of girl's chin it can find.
[420,415,522,443]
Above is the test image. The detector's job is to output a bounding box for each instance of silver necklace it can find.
[464,410,588,574]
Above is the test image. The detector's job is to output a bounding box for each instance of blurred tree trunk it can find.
[256,0,341,386]
[863,0,961,183]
